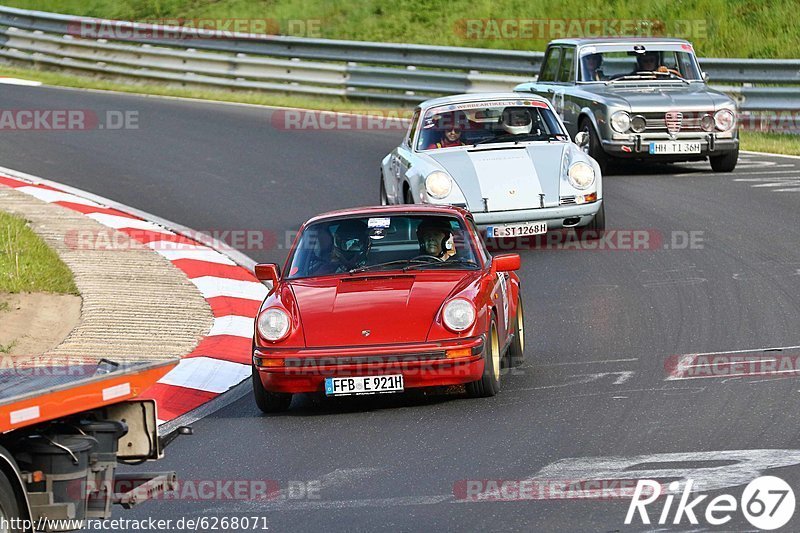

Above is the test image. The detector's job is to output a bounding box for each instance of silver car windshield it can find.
[579,47,702,82]
[417,102,567,151]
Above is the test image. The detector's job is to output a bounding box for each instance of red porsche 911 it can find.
[251,205,524,412]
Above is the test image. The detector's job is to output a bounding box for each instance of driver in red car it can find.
[416,219,456,261]
[313,219,371,274]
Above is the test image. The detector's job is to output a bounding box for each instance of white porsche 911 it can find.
[380,93,604,239]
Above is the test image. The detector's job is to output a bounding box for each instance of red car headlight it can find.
[257,307,291,342]
[442,298,476,332]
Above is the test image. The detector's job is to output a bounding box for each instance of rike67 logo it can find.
[626,476,795,530]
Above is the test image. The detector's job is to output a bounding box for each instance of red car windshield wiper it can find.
[348,259,428,274]
[405,259,481,270]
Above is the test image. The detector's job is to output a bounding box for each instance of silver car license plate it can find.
[325,375,404,396]
[487,222,547,238]
[649,142,702,154]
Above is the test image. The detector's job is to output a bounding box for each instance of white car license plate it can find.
[325,375,404,396]
[487,222,547,238]
[649,141,702,154]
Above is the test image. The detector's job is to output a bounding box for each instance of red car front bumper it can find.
[254,336,485,394]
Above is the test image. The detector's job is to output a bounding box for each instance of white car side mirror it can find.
[574,131,589,147]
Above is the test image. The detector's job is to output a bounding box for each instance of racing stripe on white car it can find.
[0,173,263,424]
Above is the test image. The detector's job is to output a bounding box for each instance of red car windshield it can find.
[286,215,481,278]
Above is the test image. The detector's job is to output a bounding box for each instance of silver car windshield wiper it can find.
[348,259,428,274]
[405,259,481,270]
[607,71,689,85]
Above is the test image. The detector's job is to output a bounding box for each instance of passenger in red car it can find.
[416,219,456,261]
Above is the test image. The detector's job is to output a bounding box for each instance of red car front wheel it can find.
[466,318,501,398]
[252,367,293,413]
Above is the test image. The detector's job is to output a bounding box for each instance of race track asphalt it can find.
[2,85,800,531]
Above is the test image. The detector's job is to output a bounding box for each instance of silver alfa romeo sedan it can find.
[514,38,739,173]
[380,93,604,240]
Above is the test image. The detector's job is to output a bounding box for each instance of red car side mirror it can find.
[492,254,521,273]
[255,263,281,286]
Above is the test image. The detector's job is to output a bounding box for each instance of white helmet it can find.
[500,107,532,135]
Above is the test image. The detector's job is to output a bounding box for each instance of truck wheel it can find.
[506,299,525,367]
[466,319,501,398]
[0,474,23,533]
[252,367,292,413]
[710,148,738,172]
[580,119,609,175]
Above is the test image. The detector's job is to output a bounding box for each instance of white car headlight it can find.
[258,308,291,341]
[610,111,631,133]
[425,171,453,199]
[714,109,735,131]
[568,161,596,190]
[442,298,476,332]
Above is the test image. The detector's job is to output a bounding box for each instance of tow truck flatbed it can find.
[0,359,175,433]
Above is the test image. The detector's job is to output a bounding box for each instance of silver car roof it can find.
[417,92,551,111]
[548,37,693,47]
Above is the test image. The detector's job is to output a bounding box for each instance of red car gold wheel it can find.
[466,319,500,398]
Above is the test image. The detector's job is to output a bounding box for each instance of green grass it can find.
[740,131,800,156]
[0,341,17,354]
[0,210,79,294]
[3,0,800,58]
[0,300,9,312]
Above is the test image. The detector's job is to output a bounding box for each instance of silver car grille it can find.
[641,111,712,133]
[560,196,577,205]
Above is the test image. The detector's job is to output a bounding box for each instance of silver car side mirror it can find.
[702,71,709,82]
[574,131,589,147]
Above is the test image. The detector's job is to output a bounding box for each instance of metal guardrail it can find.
[0,5,798,111]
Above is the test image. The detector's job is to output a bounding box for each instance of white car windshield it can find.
[579,46,702,82]
[417,102,567,150]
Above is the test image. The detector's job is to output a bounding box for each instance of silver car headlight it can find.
[258,308,291,341]
[714,109,735,131]
[610,111,631,133]
[425,171,453,199]
[568,161,596,190]
[442,298,476,332]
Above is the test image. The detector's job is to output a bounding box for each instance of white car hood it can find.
[425,143,565,212]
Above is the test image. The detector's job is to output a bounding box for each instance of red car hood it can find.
[289,271,478,347]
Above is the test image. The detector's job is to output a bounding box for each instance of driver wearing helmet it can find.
[319,219,371,273]
[416,219,456,261]
[499,107,533,136]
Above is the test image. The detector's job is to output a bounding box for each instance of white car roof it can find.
[417,92,551,111]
